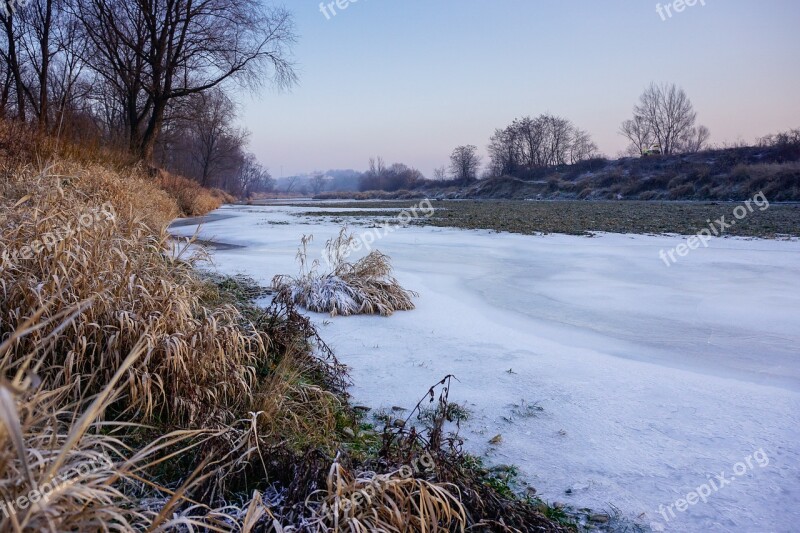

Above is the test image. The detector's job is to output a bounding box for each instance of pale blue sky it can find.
[239,0,800,177]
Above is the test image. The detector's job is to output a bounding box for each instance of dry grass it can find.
[305,456,466,531]
[157,170,225,216]
[272,228,418,317]
[252,349,343,453]
[0,164,262,431]
[0,314,239,532]
[0,331,148,531]
[0,120,227,217]
[0,157,337,528]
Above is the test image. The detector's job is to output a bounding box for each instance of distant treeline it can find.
[340,83,716,194]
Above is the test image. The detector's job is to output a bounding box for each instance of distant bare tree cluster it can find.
[0,0,295,194]
[359,156,425,192]
[757,127,800,161]
[487,115,598,178]
[758,127,800,149]
[620,82,710,156]
[449,145,481,185]
[432,166,448,181]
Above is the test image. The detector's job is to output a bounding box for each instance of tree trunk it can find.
[2,15,26,121]
[37,0,53,132]
[138,98,166,164]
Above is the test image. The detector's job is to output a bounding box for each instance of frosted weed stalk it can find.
[273,227,418,316]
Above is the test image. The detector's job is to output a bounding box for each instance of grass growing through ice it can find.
[272,227,418,316]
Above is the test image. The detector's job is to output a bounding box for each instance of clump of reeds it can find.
[305,456,466,531]
[272,228,418,316]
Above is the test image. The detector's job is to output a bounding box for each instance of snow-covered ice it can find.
[171,203,800,532]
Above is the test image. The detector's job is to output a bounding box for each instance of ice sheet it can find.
[171,204,800,532]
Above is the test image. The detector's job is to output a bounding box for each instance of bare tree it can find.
[487,114,597,177]
[619,115,654,156]
[542,114,573,166]
[310,172,326,195]
[17,0,57,130]
[238,154,273,197]
[74,0,297,163]
[0,1,27,119]
[680,125,711,153]
[488,126,520,176]
[187,89,248,187]
[449,144,481,185]
[368,156,385,175]
[359,156,387,190]
[630,82,697,155]
[48,5,89,136]
[359,159,422,191]
[0,0,89,131]
[432,166,447,181]
[367,156,386,188]
[283,175,298,193]
[569,128,598,164]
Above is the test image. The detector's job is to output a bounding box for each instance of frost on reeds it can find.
[272,228,418,316]
[304,456,466,531]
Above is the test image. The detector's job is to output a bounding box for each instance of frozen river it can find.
[171,203,800,532]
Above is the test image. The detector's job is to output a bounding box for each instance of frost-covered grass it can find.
[272,228,417,316]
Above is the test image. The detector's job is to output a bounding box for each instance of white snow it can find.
[171,203,800,532]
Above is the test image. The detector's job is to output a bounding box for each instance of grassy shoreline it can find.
[286,199,800,238]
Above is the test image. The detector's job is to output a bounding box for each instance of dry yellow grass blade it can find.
[241,491,270,531]
[0,381,37,491]
[41,339,146,485]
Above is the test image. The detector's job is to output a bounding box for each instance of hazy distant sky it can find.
[238,0,800,177]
